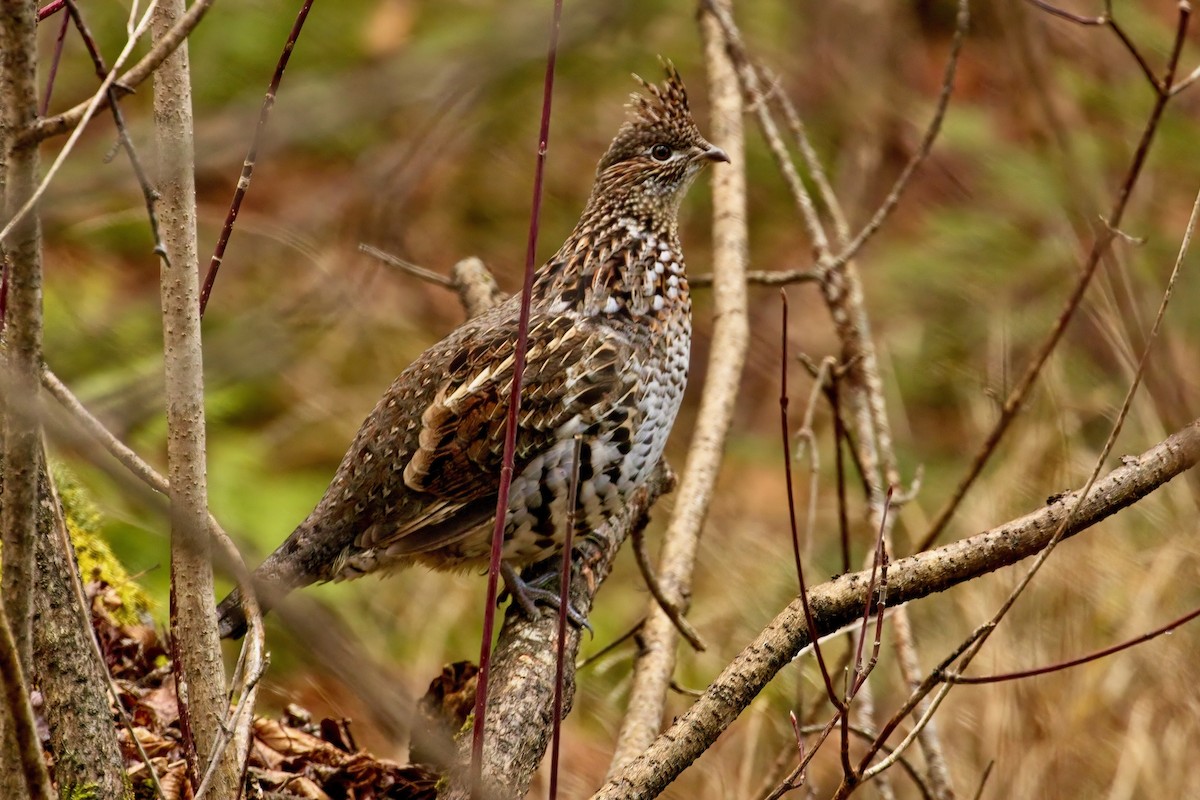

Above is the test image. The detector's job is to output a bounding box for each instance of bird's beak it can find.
[696,144,730,164]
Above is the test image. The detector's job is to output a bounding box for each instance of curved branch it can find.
[594,419,1200,798]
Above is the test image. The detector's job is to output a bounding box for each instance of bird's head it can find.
[592,62,729,221]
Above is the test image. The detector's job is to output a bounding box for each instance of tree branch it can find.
[20,0,215,146]
[440,468,672,799]
[151,1,240,795]
[607,0,750,770]
[594,419,1200,798]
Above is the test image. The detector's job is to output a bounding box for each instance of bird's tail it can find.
[216,586,254,640]
[216,517,325,640]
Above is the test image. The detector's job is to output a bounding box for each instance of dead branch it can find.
[919,0,1193,552]
[605,0,751,771]
[200,0,316,316]
[594,419,1200,798]
[20,0,215,146]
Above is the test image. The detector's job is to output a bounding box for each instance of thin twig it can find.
[767,67,850,245]
[200,0,316,316]
[690,267,821,288]
[37,0,66,21]
[0,1,160,246]
[629,525,707,651]
[863,162,1199,786]
[917,0,1192,552]
[65,0,167,263]
[359,242,454,287]
[828,0,969,270]
[780,314,839,708]
[971,762,994,800]
[947,601,1200,684]
[817,723,936,800]
[1022,1,1160,93]
[20,0,215,146]
[575,619,644,671]
[40,10,70,117]
[548,436,582,800]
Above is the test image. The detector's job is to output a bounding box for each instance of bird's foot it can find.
[500,562,592,632]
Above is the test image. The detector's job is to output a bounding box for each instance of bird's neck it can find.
[534,193,689,323]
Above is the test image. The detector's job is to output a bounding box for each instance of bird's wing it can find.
[340,302,635,555]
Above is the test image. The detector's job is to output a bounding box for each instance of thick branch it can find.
[32,465,128,798]
[439,468,672,799]
[594,420,1200,798]
[152,1,238,795]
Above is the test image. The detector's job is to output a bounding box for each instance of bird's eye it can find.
[649,144,673,162]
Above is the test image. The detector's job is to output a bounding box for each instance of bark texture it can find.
[32,467,129,799]
[440,468,671,799]
[152,0,239,795]
[0,1,49,796]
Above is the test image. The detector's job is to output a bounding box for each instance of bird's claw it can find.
[500,563,593,633]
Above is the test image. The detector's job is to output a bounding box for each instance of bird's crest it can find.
[596,59,704,173]
[628,59,691,131]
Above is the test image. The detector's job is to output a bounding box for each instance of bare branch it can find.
[918,0,1192,551]
[20,0,215,146]
[594,420,1200,798]
[829,0,969,269]
[200,0,316,316]
[66,0,167,262]
[861,181,1198,779]
[630,524,707,652]
[946,602,1200,684]
[151,1,239,794]
[0,1,159,247]
[690,267,821,288]
[607,0,750,769]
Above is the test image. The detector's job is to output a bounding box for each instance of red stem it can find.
[778,291,839,708]
[199,0,315,317]
[40,11,70,116]
[548,436,582,799]
[469,0,563,793]
[37,0,65,21]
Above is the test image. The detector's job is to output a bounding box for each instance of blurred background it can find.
[35,0,1200,797]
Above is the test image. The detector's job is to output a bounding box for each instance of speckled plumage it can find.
[217,63,727,639]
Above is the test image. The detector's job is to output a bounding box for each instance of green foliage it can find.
[54,464,153,626]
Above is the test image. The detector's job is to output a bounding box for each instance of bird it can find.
[217,62,728,639]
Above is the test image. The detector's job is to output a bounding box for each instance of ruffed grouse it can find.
[218,63,727,639]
